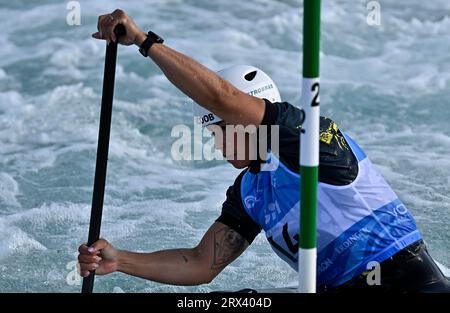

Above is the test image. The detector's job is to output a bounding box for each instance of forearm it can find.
[117,248,213,285]
[95,9,264,125]
[135,30,263,125]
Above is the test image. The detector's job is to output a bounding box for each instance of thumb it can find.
[88,239,109,253]
[92,32,103,39]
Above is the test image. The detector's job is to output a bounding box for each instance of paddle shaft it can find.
[82,26,125,294]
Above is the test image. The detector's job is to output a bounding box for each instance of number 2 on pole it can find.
[311,82,320,107]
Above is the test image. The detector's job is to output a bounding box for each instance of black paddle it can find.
[81,25,126,294]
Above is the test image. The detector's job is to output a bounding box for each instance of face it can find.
[207,123,253,169]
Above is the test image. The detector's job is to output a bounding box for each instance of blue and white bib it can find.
[240,133,421,287]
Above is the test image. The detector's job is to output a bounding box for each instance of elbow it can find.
[191,246,218,285]
[210,80,240,116]
[199,272,216,285]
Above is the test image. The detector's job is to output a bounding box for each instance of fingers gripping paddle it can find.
[82,25,126,294]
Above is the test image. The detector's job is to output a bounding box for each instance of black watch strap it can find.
[139,31,164,57]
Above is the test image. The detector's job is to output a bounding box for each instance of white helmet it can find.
[193,65,282,127]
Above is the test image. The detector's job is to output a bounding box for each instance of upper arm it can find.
[189,171,260,282]
[194,221,250,279]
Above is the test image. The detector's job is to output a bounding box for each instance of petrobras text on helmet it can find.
[248,84,274,97]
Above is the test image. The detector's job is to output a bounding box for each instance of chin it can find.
[227,160,251,169]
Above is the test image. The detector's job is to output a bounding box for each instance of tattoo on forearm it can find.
[177,249,188,263]
[211,227,246,270]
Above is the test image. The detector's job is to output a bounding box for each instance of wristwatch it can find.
[139,31,164,57]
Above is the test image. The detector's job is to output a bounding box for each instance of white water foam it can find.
[0,0,448,292]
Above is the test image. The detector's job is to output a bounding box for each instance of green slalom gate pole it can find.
[299,0,321,293]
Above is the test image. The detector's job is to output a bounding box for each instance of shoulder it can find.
[261,100,359,185]
[318,117,359,185]
[261,99,304,129]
